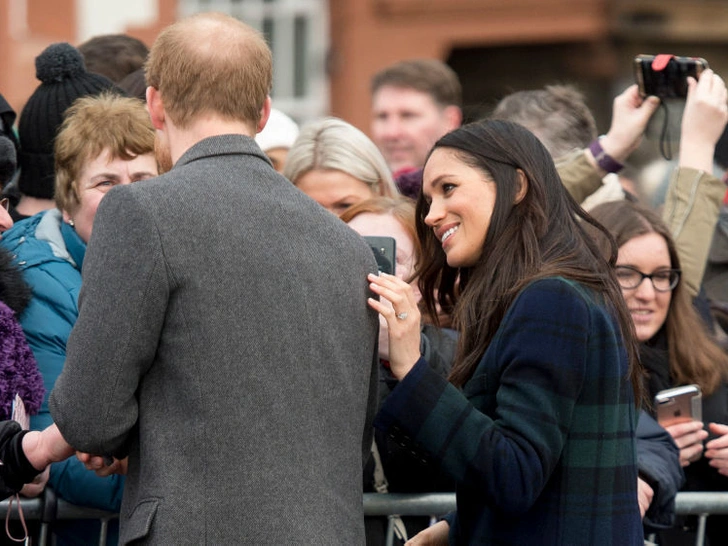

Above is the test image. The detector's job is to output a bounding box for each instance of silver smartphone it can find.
[654,384,702,427]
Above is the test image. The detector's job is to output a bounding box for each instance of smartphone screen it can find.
[364,236,396,276]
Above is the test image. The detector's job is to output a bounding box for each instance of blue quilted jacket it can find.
[0,209,124,512]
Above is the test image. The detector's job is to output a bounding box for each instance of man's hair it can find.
[54,92,155,213]
[371,59,462,108]
[145,12,272,129]
[491,85,597,160]
[78,34,149,84]
[283,117,399,198]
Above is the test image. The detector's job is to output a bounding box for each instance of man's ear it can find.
[443,105,462,132]
[256,96,272,134]
[146,87,166,131]
[514,169,529,204]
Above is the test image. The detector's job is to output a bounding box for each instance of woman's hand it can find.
[367,272,422,380]
[663,420,708,467]
[637,476,654,518]
[679,69,728,172]
[598,84,660,164]
[76,452,128,477]
[21,424,75,471]
[704,423,728,476]
[405,520,449,546]
[20,467,49,498]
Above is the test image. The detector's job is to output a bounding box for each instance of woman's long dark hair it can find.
[415,120,642,402]
[588,200,728,395]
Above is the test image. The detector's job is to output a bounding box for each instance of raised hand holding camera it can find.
[630,54,726,160]
[593,84,660,172]
[634,54,708,99]
[679,68,728,172]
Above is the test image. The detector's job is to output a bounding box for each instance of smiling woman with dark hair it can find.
[368,119,644,545]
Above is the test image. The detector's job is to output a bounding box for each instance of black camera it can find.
[634,54,708,99]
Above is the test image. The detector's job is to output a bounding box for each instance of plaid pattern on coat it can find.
[376,277,643,545]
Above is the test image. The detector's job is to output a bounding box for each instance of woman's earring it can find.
[68,219,75,227]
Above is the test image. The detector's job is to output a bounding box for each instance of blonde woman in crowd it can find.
[283,117,399,215]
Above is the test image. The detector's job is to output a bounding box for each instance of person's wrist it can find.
[588,137,624,174]
[679,140,714,172]
[389,354,421,381]
[21,430,49,471]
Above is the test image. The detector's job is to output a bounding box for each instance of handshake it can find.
[0,421,126,502]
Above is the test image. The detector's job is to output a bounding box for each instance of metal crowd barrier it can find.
[0,488,118,546]
[1,491,727,546]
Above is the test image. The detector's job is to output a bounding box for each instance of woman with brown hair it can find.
[367,119,643,545]
[0,92,157,545]
[589,199,728,545]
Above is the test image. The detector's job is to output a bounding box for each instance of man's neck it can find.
[168,115,256,165]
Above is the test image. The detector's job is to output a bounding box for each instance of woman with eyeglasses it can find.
[588,199,728,545]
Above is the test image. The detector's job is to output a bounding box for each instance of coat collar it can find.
[174,134,271,169]
[61,220,86,271]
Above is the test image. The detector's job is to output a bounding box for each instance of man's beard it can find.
[155,133,174,174]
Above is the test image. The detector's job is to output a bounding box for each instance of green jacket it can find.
[557,150,723,296]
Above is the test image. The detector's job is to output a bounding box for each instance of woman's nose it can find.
[424,200,443,227]
[633,276,656,299]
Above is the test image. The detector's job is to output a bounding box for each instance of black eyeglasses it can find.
[0,198,8,212]
[614,265,680,292]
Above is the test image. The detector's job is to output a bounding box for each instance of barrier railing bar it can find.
[2,492,728,519]
[363,493,455,516]
[674,492,728,514]
[0,491,726,546]
[362,492,728,516]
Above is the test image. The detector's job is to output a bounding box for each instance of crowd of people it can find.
[0,10,727,546]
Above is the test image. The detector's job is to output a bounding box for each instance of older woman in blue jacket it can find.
[1,92,157,544]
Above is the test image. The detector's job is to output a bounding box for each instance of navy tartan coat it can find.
[376,277,643,545]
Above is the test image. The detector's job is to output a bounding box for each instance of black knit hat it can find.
[0,92,18,188]
[18,43,118,199]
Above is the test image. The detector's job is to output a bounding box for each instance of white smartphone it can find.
[654,384,702,427]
